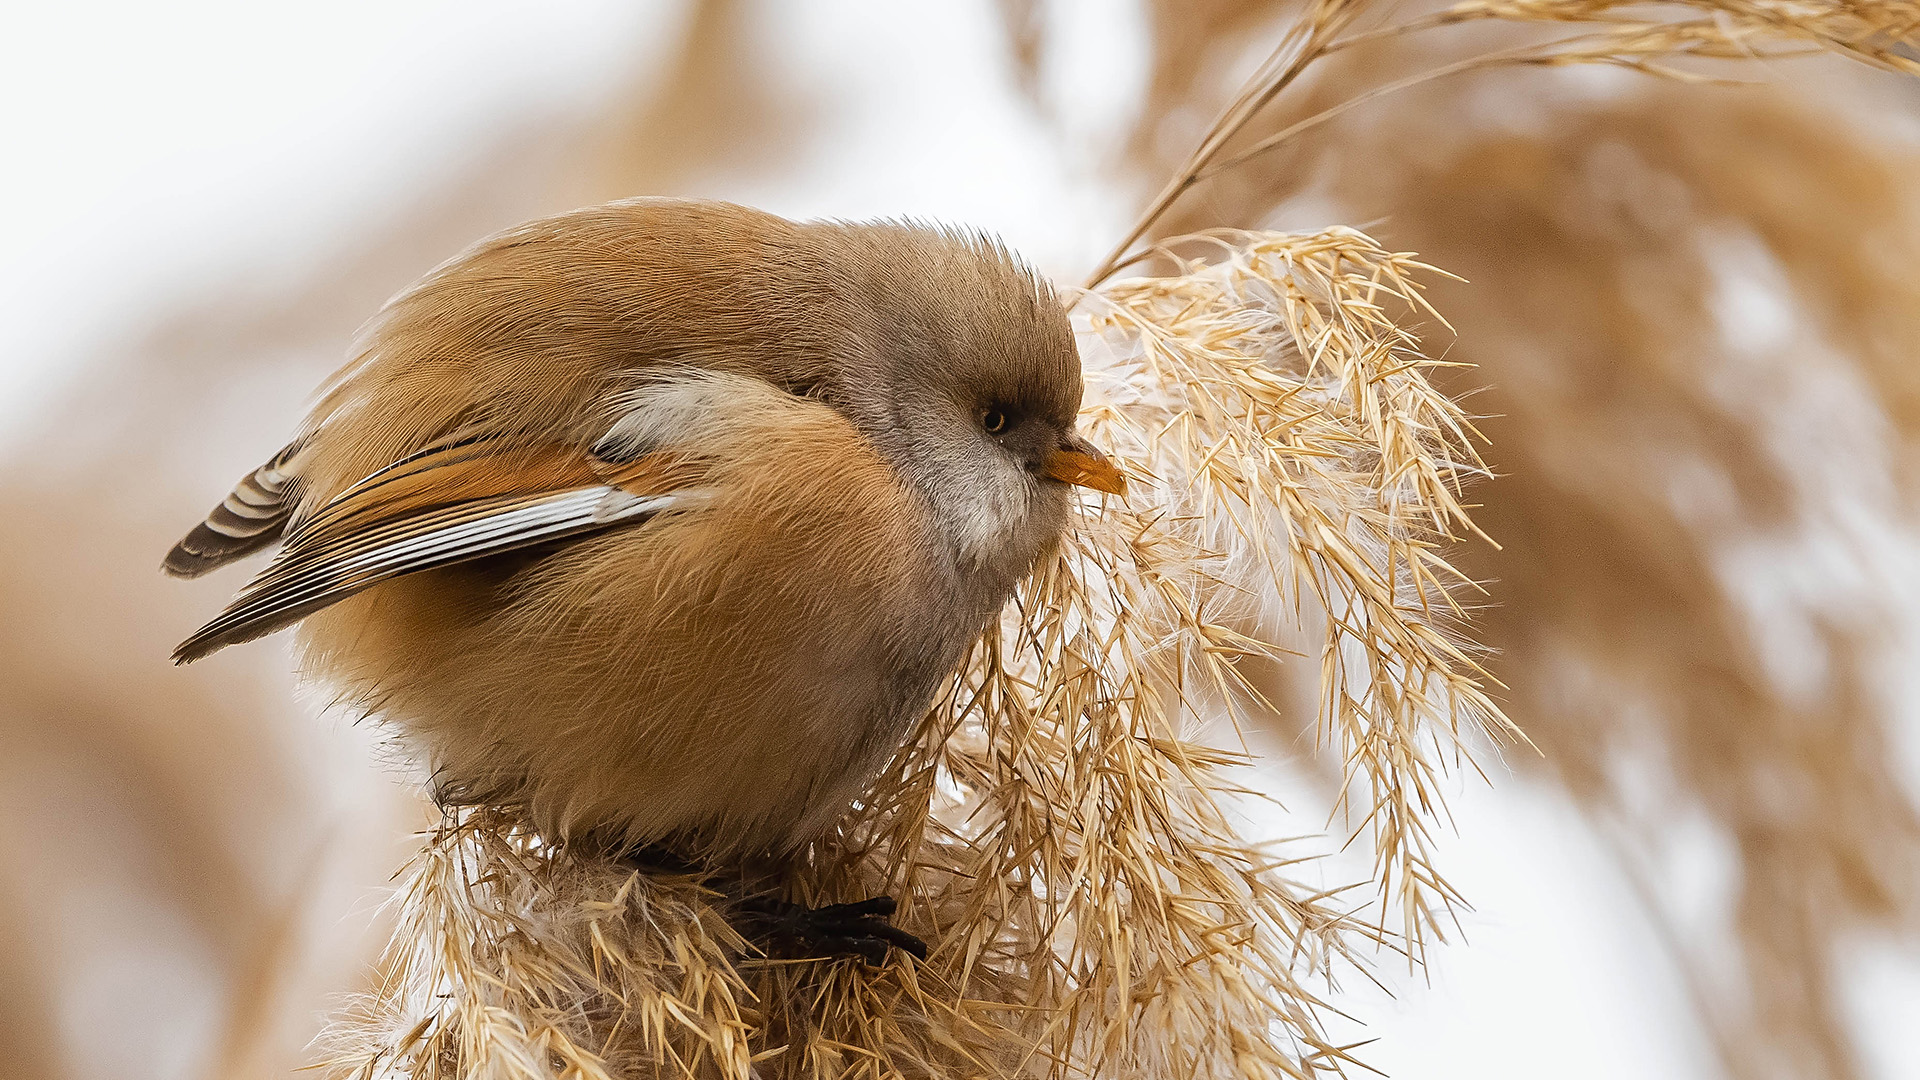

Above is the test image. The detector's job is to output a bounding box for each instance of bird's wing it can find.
[162,440,307,578]
[172,439,704,663]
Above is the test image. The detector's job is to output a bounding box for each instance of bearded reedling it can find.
[166,198,1124,961]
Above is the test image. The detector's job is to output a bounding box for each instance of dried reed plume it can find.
[1086,0,1920,287]
[321,228,1508,1080]
[1042,0,1920,1075]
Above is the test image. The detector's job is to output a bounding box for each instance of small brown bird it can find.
[165,198,1122,959]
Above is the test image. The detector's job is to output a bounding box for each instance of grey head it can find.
[798,221,1108,594]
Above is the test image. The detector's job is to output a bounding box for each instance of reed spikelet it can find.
[321,227,1508,1080]
[1072,230,1517,956]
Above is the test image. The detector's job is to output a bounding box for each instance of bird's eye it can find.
[981,408,1010,435]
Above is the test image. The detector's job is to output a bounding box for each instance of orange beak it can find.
[1042,436,1126,497]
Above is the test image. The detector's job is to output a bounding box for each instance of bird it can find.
[164,197,1123,962]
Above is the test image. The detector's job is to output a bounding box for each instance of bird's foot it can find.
[734,894,928,967]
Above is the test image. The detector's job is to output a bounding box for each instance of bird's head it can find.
[806,221,1125,587]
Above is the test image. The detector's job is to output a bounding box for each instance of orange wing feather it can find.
[173,440,702,663]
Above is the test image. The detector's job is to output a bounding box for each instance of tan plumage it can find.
[167,198,1122,864]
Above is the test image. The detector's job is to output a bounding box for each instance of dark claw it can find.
[811,934,889,967]
[811,896,897,919]
[864,920,930,959]
[734,894,928,965]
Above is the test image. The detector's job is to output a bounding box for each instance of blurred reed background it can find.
[2,2,1917,1079]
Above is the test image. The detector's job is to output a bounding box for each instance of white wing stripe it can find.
[235,487,678,602]
[175,486,699,661]
[320,488,671,578]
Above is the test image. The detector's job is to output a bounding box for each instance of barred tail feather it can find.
[162,442,303,578]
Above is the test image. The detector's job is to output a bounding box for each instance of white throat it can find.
[931,455,1044,577]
